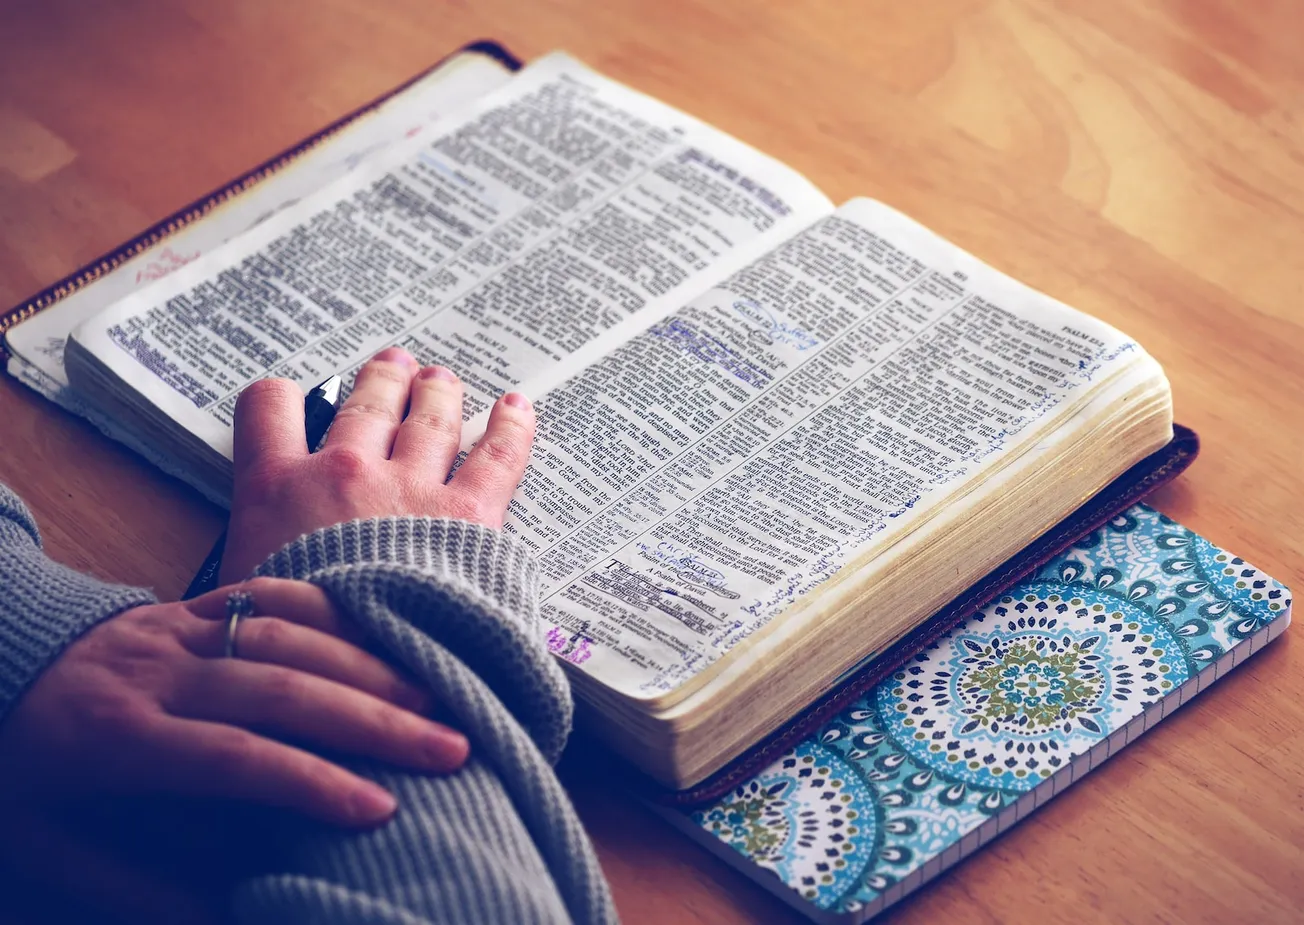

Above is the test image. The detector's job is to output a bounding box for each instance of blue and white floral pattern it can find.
[689,505,1291,915]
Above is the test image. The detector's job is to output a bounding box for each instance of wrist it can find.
[0,546,156,725]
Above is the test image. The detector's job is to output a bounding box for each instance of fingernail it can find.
[375,346,418,368]
[351,783,398,822]
[420,365,458,382]
[426,728,471,770]
[503,391,531,410]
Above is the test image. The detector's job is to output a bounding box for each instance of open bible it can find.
[4,49,1174,789]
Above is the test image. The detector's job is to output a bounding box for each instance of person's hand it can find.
[220,347,536,582]
[0,578,469,827]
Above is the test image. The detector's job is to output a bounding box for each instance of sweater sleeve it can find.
[236,516,618,925]
[0,484,157,725]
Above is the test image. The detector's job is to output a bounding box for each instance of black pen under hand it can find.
[182,374,342,600]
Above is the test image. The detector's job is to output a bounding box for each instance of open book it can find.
[4,49,1174,789]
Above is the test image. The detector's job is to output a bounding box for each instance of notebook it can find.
[654,504,1291,921]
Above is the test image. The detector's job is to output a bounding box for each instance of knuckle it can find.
[478,435,525,469]
[335,401,402,427]
[204,730,255,779]
[259,669,302,709]
[359,362,412,388]
[497,408,535,435]
[241,576,284,601]
[94,614,180,667]
[441,492,486,524]
[175,619,224,659]
[242,617,291,654]
[403,411,460,439]
[317,447,373,487]
[236,377,298,411]
[130,602,183,635]
[491,414,536,452]
[419,366,461,388]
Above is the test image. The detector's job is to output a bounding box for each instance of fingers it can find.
[187,577,429,710]
[182,659,469,775]
[448,393,536,526]
[189,578,361,643]
[390,365,463,473]
[223,618,431,714]
[326,347,419,458]
[186,578,433,718]
[233,378,308,471]
[145,715,400,827]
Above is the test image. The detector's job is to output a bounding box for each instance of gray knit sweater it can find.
[0,483,617,924]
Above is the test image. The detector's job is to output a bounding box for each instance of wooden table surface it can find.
[1,1,1301,922]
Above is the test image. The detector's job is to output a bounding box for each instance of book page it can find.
[69,52,832,454]
[6,50,515,395]
[515,198,1152,699]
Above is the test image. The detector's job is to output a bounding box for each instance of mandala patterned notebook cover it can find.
[659,505,1292,923]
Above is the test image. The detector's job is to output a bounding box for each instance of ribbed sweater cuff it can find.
[253,517,571,762]
[254,517,540,629]
[0,505,156,724]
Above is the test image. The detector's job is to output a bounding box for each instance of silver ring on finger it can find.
[224,589,256,659]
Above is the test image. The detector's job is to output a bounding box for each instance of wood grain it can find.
[1,0,1300,922]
